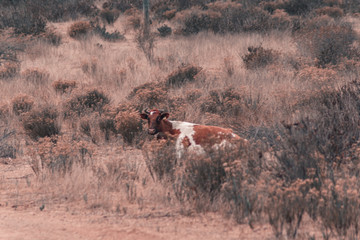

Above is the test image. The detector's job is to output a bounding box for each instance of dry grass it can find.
[0,3,360,239]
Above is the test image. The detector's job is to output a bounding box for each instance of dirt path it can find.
[0,205,270,240]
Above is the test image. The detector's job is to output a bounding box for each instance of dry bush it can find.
[318,176,360,239]
[295,17,357,67]
[39,28,62,46]
[162,9,177,20]
[22,107,60,141]
[102,0,142,12]
[176,7,222,35]
[93,25,124,42]
[127,82,168,109]
[0,128,16,159]
[0,62,19,79]
[281,0,315,15]
[52,79,76,94]
[114,107,143,145]
[11,11,46,35]
[12,94,34,116]
[68,21,92,39]
[22,68,50,85]
[81,58,98,75]
[166,64,202,87]
[0,103,10,120]
[28,135,93,175]
[185,89,202,103]
[65,88,110,117]
[315,6,344,18]
[242,46,279,69]
[200,88,248,118]
[157,25,172,37]
[135,29,156,61]
[100,9,120,24]
[142,139,177,181]
[269,9,292,30]
[266,179,313,238]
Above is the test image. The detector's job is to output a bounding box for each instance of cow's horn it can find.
[144,108,150,114]
[158,109,165,113]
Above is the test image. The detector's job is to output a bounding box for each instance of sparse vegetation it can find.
[1,1,360,239]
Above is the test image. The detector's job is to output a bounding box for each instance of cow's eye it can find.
[156,116,161,122]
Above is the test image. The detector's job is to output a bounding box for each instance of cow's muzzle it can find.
[148,128,158,135]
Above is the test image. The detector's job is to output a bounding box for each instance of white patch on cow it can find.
[150,111,155,115]
[169,121,205,158]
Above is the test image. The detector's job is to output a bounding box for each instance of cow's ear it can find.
[140,113,148,120]
[160,112,169,120]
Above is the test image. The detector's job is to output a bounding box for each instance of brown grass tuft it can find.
[22,68,50,85]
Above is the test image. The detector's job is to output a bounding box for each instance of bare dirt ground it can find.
[0,158,272,240]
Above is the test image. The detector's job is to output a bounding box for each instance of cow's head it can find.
[140,109,169,135]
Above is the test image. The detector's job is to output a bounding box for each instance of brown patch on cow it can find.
[192,125,238,147]
[182,136,191,148]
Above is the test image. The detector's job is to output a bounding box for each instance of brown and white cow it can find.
[140,109,247,158]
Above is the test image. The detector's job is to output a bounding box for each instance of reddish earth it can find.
[0,158,271,240]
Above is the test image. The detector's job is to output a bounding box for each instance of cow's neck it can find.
[160,119,180,135]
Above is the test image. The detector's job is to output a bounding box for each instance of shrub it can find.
[142,138,177,181]
[81,58,97,75]
[0,129,16,158]
[0,62,19,79]
[185,89,202,103]
[29,136,93,175]
[200,88,245,117]
[65,88,110,117]
[0,103,10,120]
[114,108,143,145]
[295,17,357,67]
[127,82,168,109]
[157,25,172,37]
[22,68,50,85]
[22,107,60,140]
[93,25,124,42]
[100,9,120,24]
[162,9,177,20]
[52,80,76,94]
[166,64,202,87]
[315,6,344,18]
[68,21,92,39]
[177,7,222,35]
[12,11,46,35]
[12,94,34,115]
[40,28,62,46]
[269,9,292,30]
[242,46,279,69]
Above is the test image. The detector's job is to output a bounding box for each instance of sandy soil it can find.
[0,206,271,240]
[0,158,273,240]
